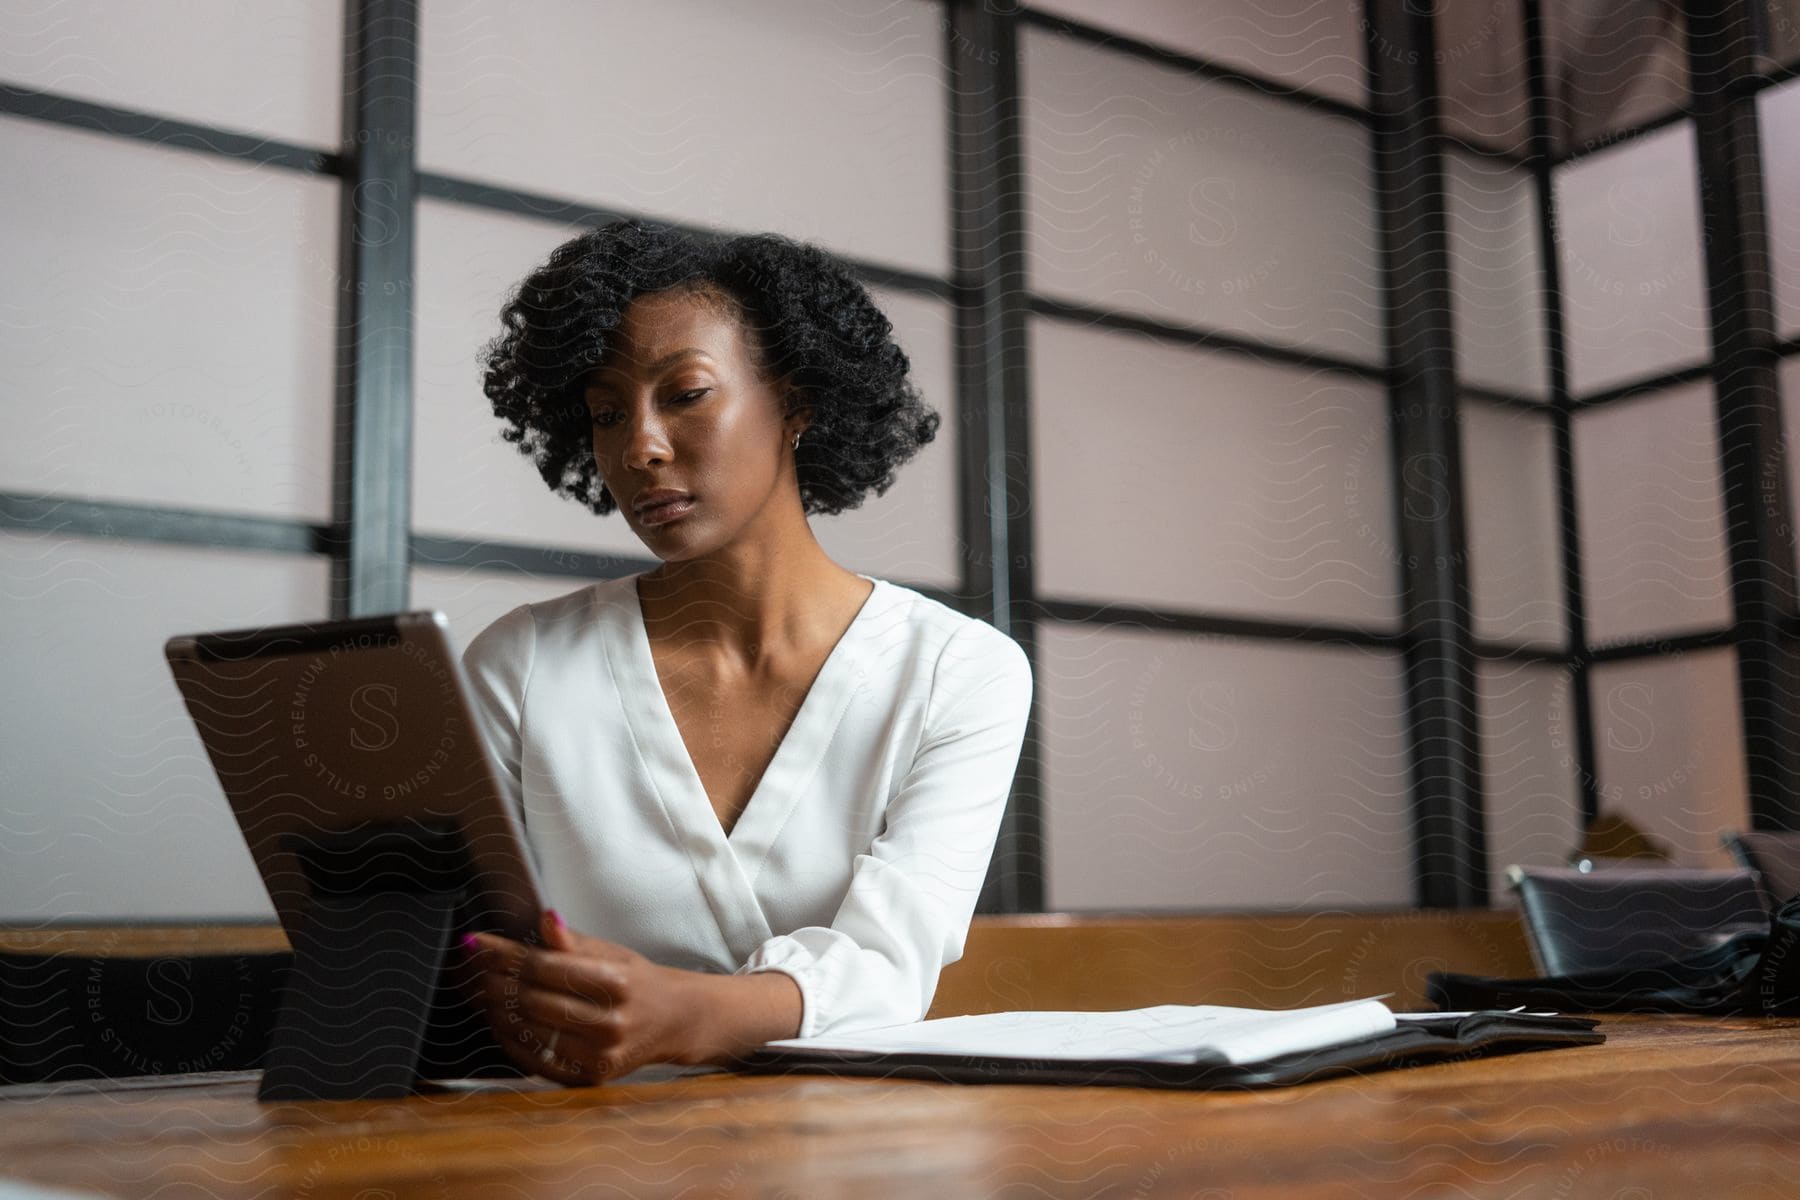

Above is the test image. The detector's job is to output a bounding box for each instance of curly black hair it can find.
[478,217,941,518]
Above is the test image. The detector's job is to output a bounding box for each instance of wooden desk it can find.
[4,1016,1797,1198]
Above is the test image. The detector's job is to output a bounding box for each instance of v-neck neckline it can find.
[611,571,883,863]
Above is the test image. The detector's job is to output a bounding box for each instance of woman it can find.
[458,218,1034,1086]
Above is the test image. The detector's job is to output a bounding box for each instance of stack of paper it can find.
[761,997,1398,1066]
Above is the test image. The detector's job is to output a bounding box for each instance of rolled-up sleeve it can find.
[734,624,1034,1038]
[459,603,536,826]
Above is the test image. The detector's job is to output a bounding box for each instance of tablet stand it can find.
[258,821,472,1102]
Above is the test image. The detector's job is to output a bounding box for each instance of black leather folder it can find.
[731,1011,1604,1091]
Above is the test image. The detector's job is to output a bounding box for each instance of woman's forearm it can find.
[675,968,805,1066]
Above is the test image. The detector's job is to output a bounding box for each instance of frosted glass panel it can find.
[1445,152,1548,398]
[0,0,341,146]
[1435,0,1530,156]
[0,115,337,521]
[811,291,961,590]
[1554,123,1709,396]
[412,565,611,660]
[1762,78,1800,340]
[1021,27,1381,365]
[1590,649,1749,869]
[1030,319,1399,629]
[418,0,946,276]
[1025,0,1366,107]
[1040,624,1412,910]
[412,201,636,556]
[1478,661,1582,905]
[0,531,329,921]
[413,199,960,585]
[1574,382,1732,645]
[1542,3,1688,155]
[1461,400,1564,649]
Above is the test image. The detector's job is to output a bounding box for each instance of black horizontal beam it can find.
[0,85,343,175]
[1027,296,1388,383]
[409,534,642,581]
[419,172,959,303]
[1471,641,1570,665]
[1571,362,1714,409]
[1462,384,1555,412]
[0,492,335,557]
[1019,6,1371,126]
[1584,626,1736,663]
[408,533,968,614]
[1034,597,1402,651]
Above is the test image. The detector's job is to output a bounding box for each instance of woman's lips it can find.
[637,496,697,527]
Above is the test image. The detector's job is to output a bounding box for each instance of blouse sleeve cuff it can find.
[734,934,825,1039]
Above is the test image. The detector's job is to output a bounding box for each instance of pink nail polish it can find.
[547,908,565,929]
[460,933,479,953]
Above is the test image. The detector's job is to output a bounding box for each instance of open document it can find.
[737,999,1605,1091]
[761,997,1397,1065]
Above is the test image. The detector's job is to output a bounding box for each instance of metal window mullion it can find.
[1686,0,1800,832]
[1522,0,1601,829]
[947,1,1041,914]
[1366,0,1488,908]
[332,0,419,619]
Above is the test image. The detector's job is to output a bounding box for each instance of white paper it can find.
[760,997,1397,1066]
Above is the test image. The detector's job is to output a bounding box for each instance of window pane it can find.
[0,0,342,147]
[1435,0,1531,157]
[1478,660,1582,904]
[1021,26,1382,365]
[0,116,337,521]
[1445,151,1548,398]
[1462,399,1565,650]
[418,0,947,276]
[1029,318,1399,630]
[812,289,962,591]
[0,531,329,921]
[1040,624,1412,910]
[1760,77,1800,341]
[1764,0,1800,72]
[412,200,650,557]
[1589,648,1749,869]
[1574,382,1732,645]
[1554,122,1709,396]
[1542,3,1688,156]
[412,564,609,659]
[1025,0,1366,107]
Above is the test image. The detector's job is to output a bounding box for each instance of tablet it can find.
[164,610,544,945]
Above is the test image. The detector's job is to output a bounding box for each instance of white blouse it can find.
[459,571,1033,1039]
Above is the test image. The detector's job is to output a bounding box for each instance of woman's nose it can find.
[620,416,671,468]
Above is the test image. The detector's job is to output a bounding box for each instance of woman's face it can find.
[582,287,801,556]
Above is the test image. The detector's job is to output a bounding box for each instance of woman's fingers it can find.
[467,933,629,1008]
[513,979,617,1038]
[501,1013,591,1085]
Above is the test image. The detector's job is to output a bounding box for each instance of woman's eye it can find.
[589,390,708,430]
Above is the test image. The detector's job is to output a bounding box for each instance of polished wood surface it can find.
[2,1016,1795,1198]
[0,924,291,958]
[929,910,1537,1016]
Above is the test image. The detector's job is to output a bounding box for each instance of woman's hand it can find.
[461,909,712,1085]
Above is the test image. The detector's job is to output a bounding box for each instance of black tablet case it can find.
[731,1011,1604,1091]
